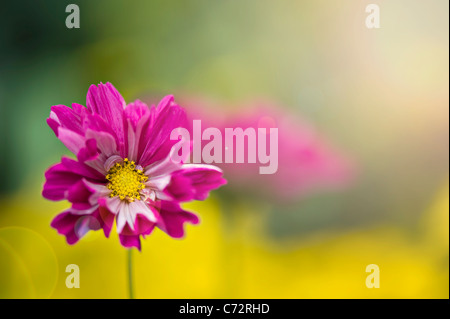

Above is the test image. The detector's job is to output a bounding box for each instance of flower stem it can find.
[127,249,135,299]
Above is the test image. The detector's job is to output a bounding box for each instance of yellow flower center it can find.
[106,158,148,201]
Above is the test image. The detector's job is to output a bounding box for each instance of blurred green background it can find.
[0,0,448,298]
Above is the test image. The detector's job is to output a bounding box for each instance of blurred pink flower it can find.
[43,83,226,250]
[181,97,356,201]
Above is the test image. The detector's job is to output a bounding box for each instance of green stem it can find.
[127,249,135,299]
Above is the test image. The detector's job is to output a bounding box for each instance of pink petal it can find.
[56,127,86,156]
[157,201,199,238]
[138,95,188,166]
[60,156,105,181]
[67,180,96,210]
[42,157,104,202]
[51,209,102,245]
[86,82,126,156]
[124,100,151,162]
[119,212,158,251]
[98,198,117,238]
[47,103,89,137]
[42,163,82,201]
[165,164,226,202]
[119,234,142,250]
[85,129,119,159]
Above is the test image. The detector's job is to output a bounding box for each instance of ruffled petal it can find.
[157,201,199,238]
[43,156,105,202]
[119,212,159,250]
[100,197,159,250]
[74,137,95,160]
[60,156,105,181]
[47,103,89,137]
[67,180,96,211]
[138,95,188,166]
[86,82,126,156]
[112,200,158,233]
[124,100,151,130]
[124,100,151,162]
[86,129,119,160]
[144,142,185,178]
[164,164,226,202]
[118,233,142,250]
[42,163,82,201]
[84,112,119,144]
[56,127,86,156]
[98,197,117,238]
[51,208,102,245]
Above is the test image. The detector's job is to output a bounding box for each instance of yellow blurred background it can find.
[0,182,448,298]
[0,0,448,298]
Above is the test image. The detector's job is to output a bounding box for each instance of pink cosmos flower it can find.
[43,83,226,250]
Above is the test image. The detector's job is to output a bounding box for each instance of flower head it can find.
[43,83,226,250]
